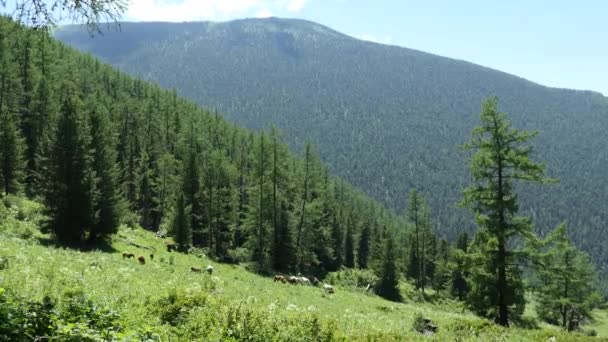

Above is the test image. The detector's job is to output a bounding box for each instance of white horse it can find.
[298,276,312,286]
[323,284,334,294]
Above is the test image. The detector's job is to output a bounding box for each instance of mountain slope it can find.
[1,198,603,340]
[56,18,608,274]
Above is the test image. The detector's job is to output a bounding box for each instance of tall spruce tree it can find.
[405,189,431,292]
[357,223,371,269]
[376,235,401,302]
[172,192,191,251]
[45,89,95,243]
[0,108,25,195]
[344,215,355,268]
[87,97,121,240]
[461,97,553,326]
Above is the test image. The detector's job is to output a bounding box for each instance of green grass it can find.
[588,309,608,337]
[0,197,605,341]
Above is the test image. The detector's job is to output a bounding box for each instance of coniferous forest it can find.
[0,9,606,340]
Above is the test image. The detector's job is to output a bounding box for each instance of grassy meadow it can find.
[0,196,605,341]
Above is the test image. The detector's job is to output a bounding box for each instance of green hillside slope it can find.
[1,197,604,340]
[56,18,608,278]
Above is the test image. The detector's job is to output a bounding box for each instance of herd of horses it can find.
[274,274,335,294]
[123,233,334,294]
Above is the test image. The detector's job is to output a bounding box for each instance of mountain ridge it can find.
[62,18,607,96]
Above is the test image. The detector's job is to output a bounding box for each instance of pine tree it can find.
[45,90,95,244]
[461,97,554,326]
[269,127,294,271]
[246,133,271,273]
[330,209,344,270]
[357,223,371,269]
[172,193,191,252]
[344,215,355,268]
[0,20,25,195]
[375,235,401,302]
[449,232,470,300]
[456,232,469,252]
[87,97,121,240]
[0,108,25,195]
[405,189,431,292]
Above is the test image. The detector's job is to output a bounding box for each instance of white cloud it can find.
[255,8,274,18]
[126,0,308,22]
[286,0,308,12]
[356,33,393,45]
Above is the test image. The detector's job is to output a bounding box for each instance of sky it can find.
[5,1,608,95]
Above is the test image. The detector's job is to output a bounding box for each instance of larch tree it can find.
[461,97,554,326]
[532,223,600,331]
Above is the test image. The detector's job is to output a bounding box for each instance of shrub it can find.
[584,328,597,337]
[227,247,250,264]
[325,268,377,290]
[0,287,123,341]
[412,312,426,333]
[151,288,210,326]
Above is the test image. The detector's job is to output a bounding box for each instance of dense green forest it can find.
[55,18,608,284]
[0,15,410,278]
[0,15,605,338]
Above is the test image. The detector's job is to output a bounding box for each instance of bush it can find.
[584,328,597,337]
[227,247,250,264]
[325,268,377,290]
[151,288,210,326]
[0,287,123,341]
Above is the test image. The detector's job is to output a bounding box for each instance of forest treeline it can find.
[0,17,603,331]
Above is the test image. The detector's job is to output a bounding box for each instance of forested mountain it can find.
[0,15,605,336]
[56,18,608,276]
[0,15,407,278]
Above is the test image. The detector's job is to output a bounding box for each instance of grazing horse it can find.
[137,256,146,265]
[122,252,135,259]
[191,267,202,273]
[150,253,154,261]
[323,284,335,294]
[206,265,214,275]
[298,277,312,286]
[274,275,286,283]
[166,242,178,252]
[288,276,298,284]
[312,277,320,286]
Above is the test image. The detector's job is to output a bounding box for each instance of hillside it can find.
[55,18,608,277]
[0,196,605,340]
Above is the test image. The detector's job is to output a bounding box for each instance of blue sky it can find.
[4,1,607,94]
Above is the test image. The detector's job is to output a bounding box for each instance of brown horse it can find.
[122,252,135,259]
[166,242,178,252]
[137,256,145,265]
[191,267,202,273]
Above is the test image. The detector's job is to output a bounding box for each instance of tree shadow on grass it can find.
[36,236,117,253]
